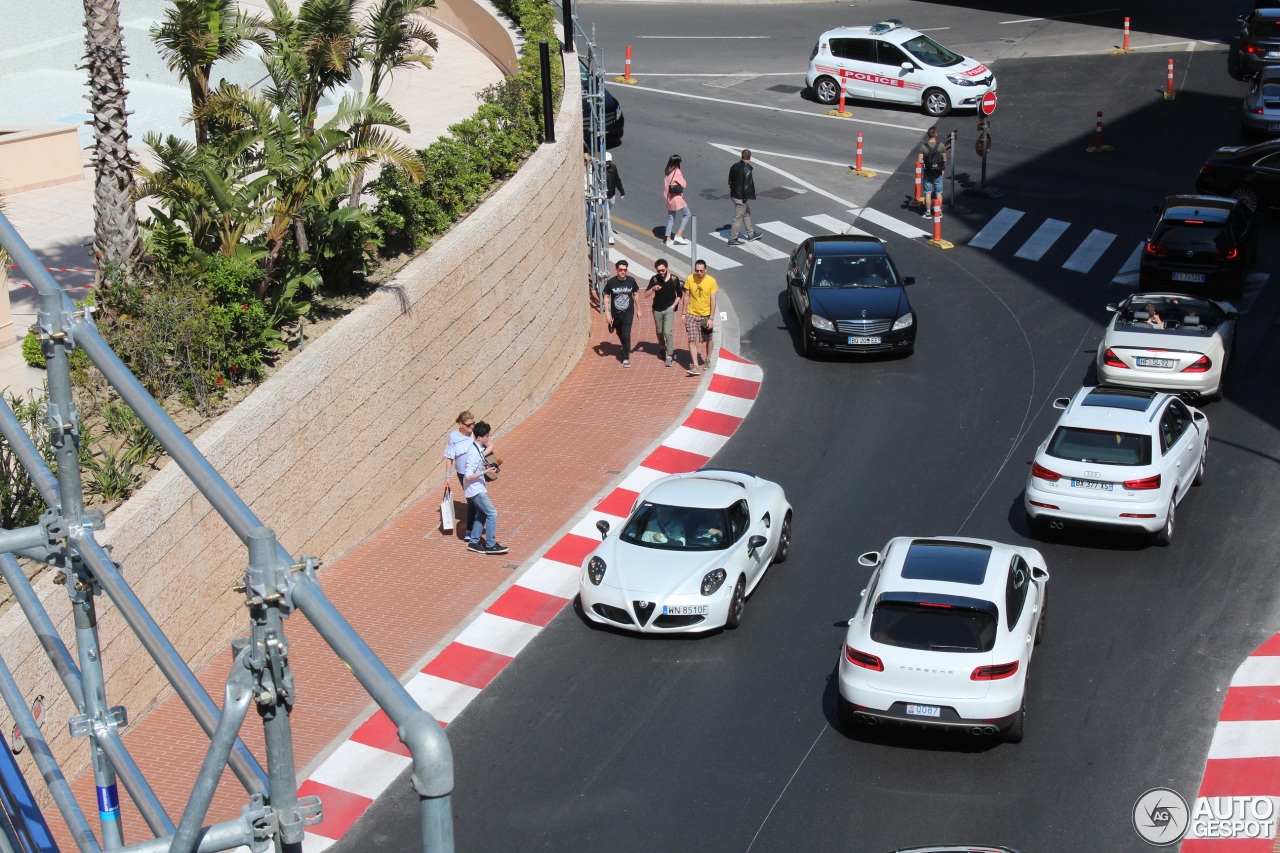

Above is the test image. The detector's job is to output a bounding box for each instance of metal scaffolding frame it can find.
[566,7,611,311]
[0,212,456,853]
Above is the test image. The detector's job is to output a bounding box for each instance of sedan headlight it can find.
[810,314,835,332]
[587,556,607,585]
[701,569,727,596]
[947,74,981,86]
[892,312,914,330]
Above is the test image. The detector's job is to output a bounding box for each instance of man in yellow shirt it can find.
[683,260,718,376]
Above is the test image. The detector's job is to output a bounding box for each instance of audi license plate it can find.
[1136,357,1176,369]
[662,604,708,615]
[1172,271,1206,283]
[848,336,882,345]
[1072,479,1113,491]
[905,704,941,718]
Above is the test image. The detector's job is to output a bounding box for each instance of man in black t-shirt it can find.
[645,258,684,367]
[603,259,640,367]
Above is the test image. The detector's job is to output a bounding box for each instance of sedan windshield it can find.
[811,255,897,288]
[901,35,962,67]
[870,601,996,652]
[1048,427,1152,466]
[621,502,730,551]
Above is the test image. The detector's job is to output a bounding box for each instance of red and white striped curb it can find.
[297,347,763,850]
[1183,635,1280,852]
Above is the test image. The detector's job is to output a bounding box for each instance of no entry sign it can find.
[980,91,997,116]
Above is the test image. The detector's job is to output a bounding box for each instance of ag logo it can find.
[1133,787,1189,846]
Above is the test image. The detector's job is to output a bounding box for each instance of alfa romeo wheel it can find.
[725,576,746,629]
[773,512,792,564]
[1193,446,1207,486]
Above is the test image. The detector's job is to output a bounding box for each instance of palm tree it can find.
[82,0,142,279]
[150,0,264,148]
[256,0,361,138]
[348,0,437,204]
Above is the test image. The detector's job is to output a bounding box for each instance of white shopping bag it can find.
[440,488,456,532]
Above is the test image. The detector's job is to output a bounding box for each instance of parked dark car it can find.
[1138,195,1257,297]
[579,58,623,148]
[1235,8,1280,78]
[1242,66,1280,137]
[1195,138,1280,214]
[786,235,916,358]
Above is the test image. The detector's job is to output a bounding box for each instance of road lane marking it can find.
[1014,218,1071,261]
[661,239,742,270]
[628,85,924,132]
[803,213,870,236]
[710,226,790,260]
[1000,8,1119,23]
[757,221,813,244]
[969,208,1025,250]
[855,207,929,239]
[638,36,770,39]
[1062,229,1117,274]
[709,143,861,209]
[1112,241,1144,285]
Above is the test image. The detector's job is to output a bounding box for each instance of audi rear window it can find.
[1048,427,1152,466]
[870,601,997,652]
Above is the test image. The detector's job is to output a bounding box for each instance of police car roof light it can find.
[869,19,903,34]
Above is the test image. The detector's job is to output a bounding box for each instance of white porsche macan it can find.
[578,470,792,634]
[1097,292,1238,401]
[837,537,1049,743]
[1023,385,1208,545]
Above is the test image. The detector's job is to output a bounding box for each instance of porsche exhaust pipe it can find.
[1049,521,1065,530]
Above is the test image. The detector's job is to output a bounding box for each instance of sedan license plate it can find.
[662,604,708,616]
[1072,478,1113,491]
[1270,123,1280,132]
[1172,272,1206,283]
[905,704,941,718]
[848,336,882,345]
[1136,357,1176,369]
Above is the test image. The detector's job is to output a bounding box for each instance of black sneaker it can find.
[485,542,510,555]
[727,238,743,246]
[467,541,486,554]
[747,231,764,241]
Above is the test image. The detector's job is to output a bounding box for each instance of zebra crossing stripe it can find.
[661,239,743,271]
[757,220,813,244]
[969,208,1025,250]
[1014,218,1070,262]
[1062,229,1117,274]
[709,226,789,260]
[802,214,870,237]
[1112,241,1144,285]
[854,208,929,239]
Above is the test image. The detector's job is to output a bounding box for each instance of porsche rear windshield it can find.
[621,502,730,551]
[1048,427,1152,466]
[870,599,997,652]
[901,35,962,67]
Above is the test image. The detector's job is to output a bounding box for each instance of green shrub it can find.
[21,329,42,368]
[0,390,53,529]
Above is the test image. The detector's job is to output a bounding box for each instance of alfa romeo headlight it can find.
[892,312,914,330]
[701,569,727,596]
[587,556,607,585]
[810,314,835,332]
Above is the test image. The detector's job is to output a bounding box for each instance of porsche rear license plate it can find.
[848,336,881,345]
[905,704,941,718]
[1136,357,1176,369]
[1072,479,1113,491]
[662,604,708,615]
[1172,272,1206,283]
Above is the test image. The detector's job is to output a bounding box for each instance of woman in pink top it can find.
[663,154,691,246]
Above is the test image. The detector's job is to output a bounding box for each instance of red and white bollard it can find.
[624,45,633,79]
[932,198,942,242]
[1165,58,1175,99]
[914,161,923,203]
[1094,111,1104,149]
[837,77,848,115]
[1123,17,1130,51]
[856,132,864,171]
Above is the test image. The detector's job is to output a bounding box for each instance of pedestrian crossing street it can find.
[617,204,1271,312]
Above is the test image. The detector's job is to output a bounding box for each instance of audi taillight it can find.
[1143,242,1166,256]
[1182,355,1212,373]
[1031,462,1061,481]
[972,661,1019,681]
[844,646,883,671]
[1103,348,1127,368]
[1215,247,1240,261]
[1122,474,1161,490]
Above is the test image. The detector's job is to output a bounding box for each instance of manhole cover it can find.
[703,75,759,89]
[767,84,803,94]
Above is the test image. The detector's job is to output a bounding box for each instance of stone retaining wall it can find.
[0,30,586,797]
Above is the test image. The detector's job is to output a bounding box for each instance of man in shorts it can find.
[683,259,718,376]
[916,126,947,218]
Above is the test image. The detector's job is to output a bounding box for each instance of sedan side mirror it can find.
[900,62,914,72]
[748,534,768,551]
[902,275,916,285]
[596,519,610,539]
[857,551,881,567]
[1052,397,1071,410]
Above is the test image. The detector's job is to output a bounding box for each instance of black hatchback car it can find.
[1138,195,1257,297]
[786,235,916,358]
[1196,139,1280,214]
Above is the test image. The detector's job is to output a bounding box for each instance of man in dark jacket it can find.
[727,149,762,246]
[605,152,624,245]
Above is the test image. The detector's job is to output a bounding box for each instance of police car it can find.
[806,20,996,117]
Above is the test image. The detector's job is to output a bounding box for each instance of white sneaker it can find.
[672,236,689,245]
[608,235,616,244]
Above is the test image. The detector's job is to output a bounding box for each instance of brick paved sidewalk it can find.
[56,301,700,846]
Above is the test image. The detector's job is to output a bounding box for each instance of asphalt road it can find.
[335,2,1280,850]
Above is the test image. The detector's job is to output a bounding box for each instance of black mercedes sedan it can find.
[1195,139,1280,215]
[786,235,916,358]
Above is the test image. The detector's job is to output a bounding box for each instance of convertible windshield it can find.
[811,255,897,288]
[1120,297,1224,332]
[901,34,962,68]
[621,502,731,551]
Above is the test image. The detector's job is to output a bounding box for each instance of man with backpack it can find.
[916,126,947,219]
